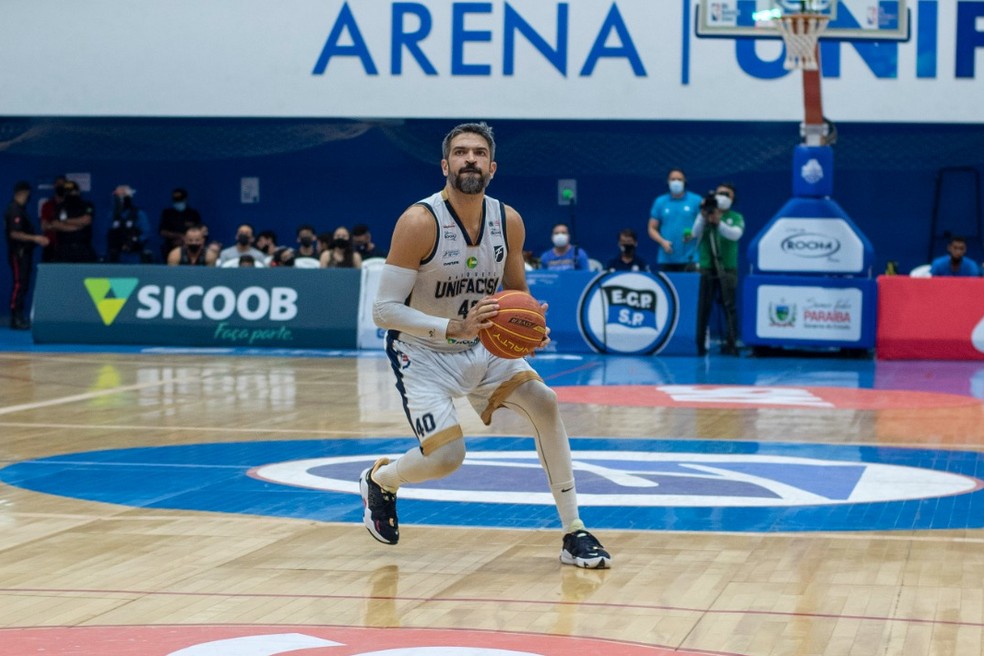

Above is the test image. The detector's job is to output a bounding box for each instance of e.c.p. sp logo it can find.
[577,271,679,354]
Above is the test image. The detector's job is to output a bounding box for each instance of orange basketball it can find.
[479,290,547,359]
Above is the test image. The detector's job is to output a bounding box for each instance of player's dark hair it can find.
[442,122,496,161]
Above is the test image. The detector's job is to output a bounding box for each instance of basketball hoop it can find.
[776,13,830,70]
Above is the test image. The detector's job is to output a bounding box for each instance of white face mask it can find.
[668,180,685,195]
[552,233,570,248]
[715,194,733,211]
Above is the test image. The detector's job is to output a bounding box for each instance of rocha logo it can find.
[781,233,841,258]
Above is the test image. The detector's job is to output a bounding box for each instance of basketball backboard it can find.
[696,0,909,40]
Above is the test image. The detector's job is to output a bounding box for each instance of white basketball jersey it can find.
[398,189,509,353]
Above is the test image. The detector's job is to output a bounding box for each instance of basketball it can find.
[479,290,547,359]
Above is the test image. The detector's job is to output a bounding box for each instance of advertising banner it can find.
[877,276,984,360]
[0,1,980,122]
[32,264,361,349]
[743,274,877,348]
[358,270,700,355]
[748,196,875,276]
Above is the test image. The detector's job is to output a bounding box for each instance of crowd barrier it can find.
[32,264,361,349]
[876,276,984,360]
[34,265,700,355]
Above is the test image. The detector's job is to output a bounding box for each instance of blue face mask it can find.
[173,201,187,212]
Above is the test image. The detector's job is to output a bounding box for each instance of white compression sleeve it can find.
[372,264,450,341]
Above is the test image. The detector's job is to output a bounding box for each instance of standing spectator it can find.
[320,226,363,269]
[38,175,66,263]
[606,228,649,272]
[929,236,981,277]
[692,184,744,356]
[50,180,96,262]
[295,224,319,264]
[352,223,385,259]
[5,182,49,329]
[648,168,701,271]
[218,223,266,265]
[158,188,202,262]
[539,223,589,271]
[167,225,215,266]
[106,185,152,263]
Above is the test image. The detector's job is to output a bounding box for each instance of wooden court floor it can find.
[1,349,983,655]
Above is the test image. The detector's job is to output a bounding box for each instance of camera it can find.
[700,191,718,213]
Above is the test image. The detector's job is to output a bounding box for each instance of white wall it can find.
[0,0,979,122]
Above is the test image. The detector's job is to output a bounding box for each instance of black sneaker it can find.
[360,458,399,545]
[560,529,611,569]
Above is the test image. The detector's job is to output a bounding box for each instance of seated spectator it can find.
[167,225,216,266]
[255,229,277,259]
[606,228,649,272]
[238,254,256,268]
[930,236,981,277]
[540,223,589,271]
[320,226,363,269]
[352,223,385,259]
[218,223,267,265]
[270,246,296,267]
[295,224,319,264]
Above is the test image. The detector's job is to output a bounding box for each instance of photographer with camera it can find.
[106,185,152,263]
[692,183,744,356]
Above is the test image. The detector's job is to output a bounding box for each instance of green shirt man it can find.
[694,208,744,271]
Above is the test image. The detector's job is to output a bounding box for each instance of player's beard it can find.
[450,168,489,195]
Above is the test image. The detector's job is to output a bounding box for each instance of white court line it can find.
[0,421,377,436]
[0,377,205,417]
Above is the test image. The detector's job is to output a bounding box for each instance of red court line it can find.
[0,623,752,656]
[3,586,981,630]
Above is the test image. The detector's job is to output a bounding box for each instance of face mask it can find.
[299,237,314,248]
[282,257,295,267]
[186,243,202,253]
[237,234,251,246]
[552,233,570,249]
[715,194,733,211]
[332,238,350,250]
[55,185,66,198]
[668,180,685,195]
[354,242,368,253]
[173,201,187,211]
[620,243,636,256]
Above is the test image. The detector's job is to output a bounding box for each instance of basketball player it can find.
[364,122,612,569]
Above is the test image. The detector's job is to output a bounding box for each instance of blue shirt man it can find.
[540,223,590,271]
[930,237,981,277]
[648,168,701,271]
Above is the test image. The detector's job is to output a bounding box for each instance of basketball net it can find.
[776,13,831,146]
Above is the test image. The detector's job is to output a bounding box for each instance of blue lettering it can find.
[503,2,568,76]
[737,41,788,79]
[956,0,984,78]
[312,2,378,75]
[820,4,898,79]
[917,0,938,78]
[392,3,437,75]
[452,3,493,75]
[580,3,646,76]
